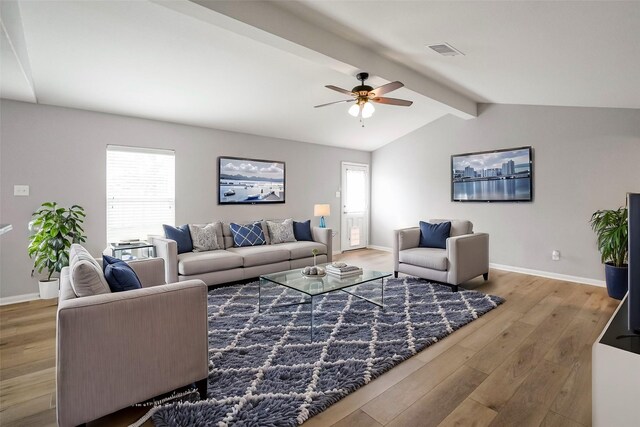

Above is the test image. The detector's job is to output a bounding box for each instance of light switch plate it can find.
[14,185,29,196]
[335,191,341,198]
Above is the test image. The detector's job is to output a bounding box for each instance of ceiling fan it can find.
[314,72,413,119]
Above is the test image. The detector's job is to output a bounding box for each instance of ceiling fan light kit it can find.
[314,71,412,122]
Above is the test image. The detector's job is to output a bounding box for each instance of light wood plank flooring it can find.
[0,249,617,426]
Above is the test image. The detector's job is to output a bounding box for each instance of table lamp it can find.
[314,204,331,228]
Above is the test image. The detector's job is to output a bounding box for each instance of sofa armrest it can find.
[56,280,208,426]
[126,258,166,287]
[311,227,333,262]
[149,235,178,283]
[446,233,489,285]
[393,228,421,272]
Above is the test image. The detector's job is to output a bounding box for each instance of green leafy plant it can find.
[28,202,87,280]
[589,206,628,267]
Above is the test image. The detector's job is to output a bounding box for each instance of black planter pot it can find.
[604,263,628,300]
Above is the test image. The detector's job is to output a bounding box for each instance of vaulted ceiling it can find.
[2,1,638,151]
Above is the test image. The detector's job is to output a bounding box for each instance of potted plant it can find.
[590,205,628,299]
[28,202,86,299]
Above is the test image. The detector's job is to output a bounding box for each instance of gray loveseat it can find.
[393,219,489,291]
[151,222,332,286]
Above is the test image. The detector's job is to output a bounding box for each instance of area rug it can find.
[151,276,503,427]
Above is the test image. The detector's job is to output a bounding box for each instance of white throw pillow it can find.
[189,223,221,252]
[69,244,111,297]
[266,219,296,244]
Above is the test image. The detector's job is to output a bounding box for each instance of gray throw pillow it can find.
[189,223,221,252]
[266,219,296,244]
[69,244,111,297]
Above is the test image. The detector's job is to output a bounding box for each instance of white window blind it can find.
[106,145,175,243]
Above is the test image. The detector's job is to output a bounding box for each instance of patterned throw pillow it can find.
[266,219,296,244]
[189,223,221,252]
[230,222,266,247]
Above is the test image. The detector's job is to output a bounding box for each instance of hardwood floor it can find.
[0,249,617,426]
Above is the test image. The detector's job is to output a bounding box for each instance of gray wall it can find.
[0,100,370,299]
[371,104,640,281]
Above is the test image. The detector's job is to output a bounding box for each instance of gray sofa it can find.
[393,219,489,291]
[151,222,333,286]
[56,256,208,427]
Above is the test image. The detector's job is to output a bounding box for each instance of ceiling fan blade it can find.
[314,99,356,108]
[325,85,355,96]
[369,81,404,97]
[372,97,413,106]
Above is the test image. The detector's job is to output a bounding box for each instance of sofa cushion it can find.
[399,247,449,271]
[293,220,313,241]
[275,241,327,260]
[230,222,267,247]
[177,250,243,276]
[266,219,296,244]
[189,223,221,252]
[429,219,473,237]
[102,255,142,292]
[222,221,270,248]
[163,224,193,254]
[226,245,290,267]
[419,221,451,249]
[69,244,111,297]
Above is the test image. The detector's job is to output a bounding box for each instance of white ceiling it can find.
[1,1,638,152]
[300,0,640,109]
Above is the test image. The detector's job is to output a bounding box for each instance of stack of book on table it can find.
[326,263,363,278]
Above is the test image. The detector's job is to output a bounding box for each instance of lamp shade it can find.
[314,204,331,217]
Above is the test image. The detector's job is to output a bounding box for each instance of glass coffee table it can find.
[259,264,392,341]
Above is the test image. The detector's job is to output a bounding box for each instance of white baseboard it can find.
[361,246,605,288]
[0,293,40,306]
[367,245,392,252]
[490,263,605,287]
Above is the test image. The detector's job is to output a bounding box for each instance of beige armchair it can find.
[393,219,489,292]
[56,257,209,427]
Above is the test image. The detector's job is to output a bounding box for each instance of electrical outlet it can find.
[552,250,561,261]
[14,185,29,196]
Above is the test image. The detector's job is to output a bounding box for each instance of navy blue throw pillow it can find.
[230,222,266,247]
[103,255,142,292]
[163,224,193,254]
[293,220,313,241]
[419,221,451,249]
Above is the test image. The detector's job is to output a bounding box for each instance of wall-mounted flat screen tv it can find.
[218,156,285,205]
[451,146,533,202]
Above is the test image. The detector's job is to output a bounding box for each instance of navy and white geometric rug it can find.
[151,276,503,427]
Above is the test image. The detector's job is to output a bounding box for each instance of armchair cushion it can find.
[399,247,448,271]
[69,244,111,297]
[419,221,451,249]
[103,255,142,292]
[163,224,193,254]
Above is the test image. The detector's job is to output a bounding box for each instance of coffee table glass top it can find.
[260,263,392,296]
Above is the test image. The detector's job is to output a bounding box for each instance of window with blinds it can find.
[106,145,175,243]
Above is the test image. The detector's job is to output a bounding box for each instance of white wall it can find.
[0,100,370,299]
[371,104,640,282]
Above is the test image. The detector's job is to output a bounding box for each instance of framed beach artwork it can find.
[218,156,286,205]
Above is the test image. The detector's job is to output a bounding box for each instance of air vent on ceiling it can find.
[427,43,464,57]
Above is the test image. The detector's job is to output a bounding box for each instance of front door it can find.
[341,162,369,252]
